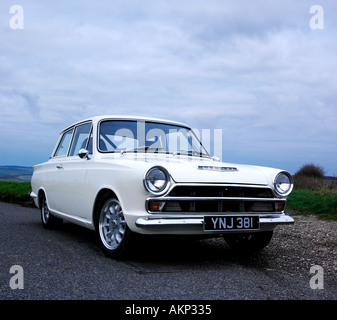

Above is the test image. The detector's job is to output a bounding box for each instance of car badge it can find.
[198,166,238,172]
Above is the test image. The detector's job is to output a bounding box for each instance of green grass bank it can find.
[0,180,34,206]
[0,180,336,220]
[287,188,337,221]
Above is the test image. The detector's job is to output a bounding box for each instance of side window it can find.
[54,129,74,157]
[69,122,92,156]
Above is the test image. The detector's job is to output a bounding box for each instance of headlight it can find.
[144,166,170,195]
[274,172,293,196]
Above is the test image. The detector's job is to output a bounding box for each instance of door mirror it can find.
[78,149,90,160]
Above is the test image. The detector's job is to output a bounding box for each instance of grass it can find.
[287,188,337,221]
[288,166,337,220]
[0,180,34,206]
[0,179,336,220]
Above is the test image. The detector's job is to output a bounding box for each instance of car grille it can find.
[169,186,274,198]
[146,185,285,214]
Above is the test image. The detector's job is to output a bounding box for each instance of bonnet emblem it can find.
[198,166,238,172]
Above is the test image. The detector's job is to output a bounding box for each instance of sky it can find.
[0,0,336,176]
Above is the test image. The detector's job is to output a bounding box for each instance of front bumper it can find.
[135,214,294,233]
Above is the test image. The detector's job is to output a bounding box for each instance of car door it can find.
[55,122,93,219]
[46,127,74,213]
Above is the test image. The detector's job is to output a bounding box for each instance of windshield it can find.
[98,120,210,157]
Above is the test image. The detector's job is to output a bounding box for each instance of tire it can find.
[223,231,273,252]
[40,194,62,229]
[95,196,133,259]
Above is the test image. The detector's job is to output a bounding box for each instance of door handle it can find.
[56,164,63,170]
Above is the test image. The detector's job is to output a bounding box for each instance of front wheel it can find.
[95,196,133,259]
[223,231,273,252]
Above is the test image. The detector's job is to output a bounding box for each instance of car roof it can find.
[61,115,190,133]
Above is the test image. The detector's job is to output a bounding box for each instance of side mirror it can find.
[78,149,90,160]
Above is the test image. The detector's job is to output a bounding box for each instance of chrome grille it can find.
[169,186,274,198]
[146,185,284,214]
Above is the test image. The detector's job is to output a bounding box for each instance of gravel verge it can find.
[266,212,337,287]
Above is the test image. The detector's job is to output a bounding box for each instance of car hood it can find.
[160,159,270,185]
[112,154,280,186]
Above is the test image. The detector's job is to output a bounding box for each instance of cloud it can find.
[0,0,336,174]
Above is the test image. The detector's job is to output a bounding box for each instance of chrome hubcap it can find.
[42,199,50,223]
[99,199,126,250]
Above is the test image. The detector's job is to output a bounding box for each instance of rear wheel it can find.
[223,231,273,252]
[40,194,62,229]
[95,196,133,259]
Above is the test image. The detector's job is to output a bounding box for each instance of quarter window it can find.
[54,128,74,157]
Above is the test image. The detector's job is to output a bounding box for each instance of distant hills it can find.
[0,165,335,183]
[0,166,33,182]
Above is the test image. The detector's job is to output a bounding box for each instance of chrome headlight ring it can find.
[143,166,171,195]
[274,171,293,196]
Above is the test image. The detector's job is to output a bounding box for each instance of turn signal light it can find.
[276,202,286,211]
[148,201,165,212]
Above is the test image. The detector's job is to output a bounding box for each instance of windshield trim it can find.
[97,119,211,158]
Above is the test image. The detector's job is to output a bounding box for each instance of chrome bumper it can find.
[29,191,39,208]
[135,214,294,232]
[29,191,37,199]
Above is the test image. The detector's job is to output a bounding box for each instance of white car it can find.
[30,115,294,258]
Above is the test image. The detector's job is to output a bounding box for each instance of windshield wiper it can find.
[172,150,210,158]
[120,146,166,154]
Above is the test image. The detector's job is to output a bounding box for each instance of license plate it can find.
[204,216,260,231]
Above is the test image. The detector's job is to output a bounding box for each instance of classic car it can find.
[30,115,294,258]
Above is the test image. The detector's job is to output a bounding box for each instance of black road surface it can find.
[0,201,336,301]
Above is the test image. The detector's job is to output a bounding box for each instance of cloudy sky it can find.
[1,0,336,175]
